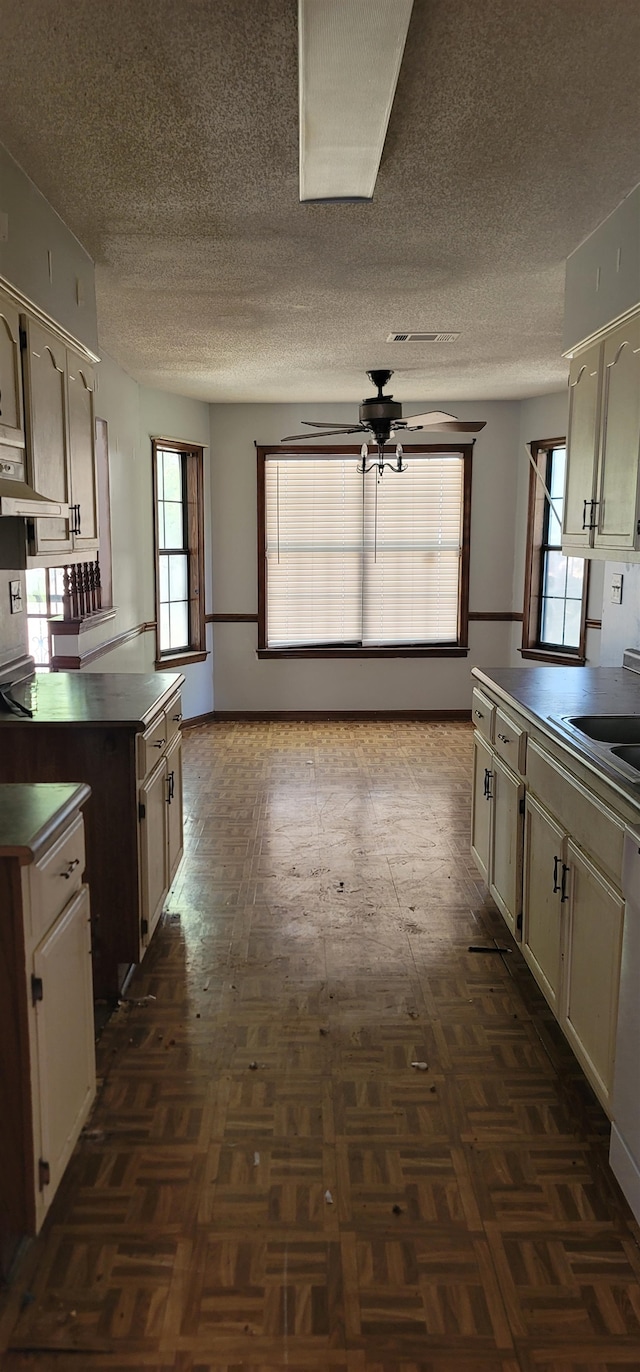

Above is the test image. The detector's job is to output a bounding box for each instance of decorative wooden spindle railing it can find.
[61,558,102,620]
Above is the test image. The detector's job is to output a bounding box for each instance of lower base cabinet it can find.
[522,793,565,1016]
[522,798,625,1111]
[563,841,624,1108]
[0,783,95,1279]
[139,730,184,953]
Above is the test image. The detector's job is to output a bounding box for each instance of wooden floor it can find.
[2,719,640,1371]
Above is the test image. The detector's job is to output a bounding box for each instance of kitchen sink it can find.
[565,715,640,744]
[611,745,640,773]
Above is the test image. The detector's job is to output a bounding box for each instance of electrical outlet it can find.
[611,572,623,605]
[9,580,23,614]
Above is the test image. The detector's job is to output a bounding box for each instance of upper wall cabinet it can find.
[21,315,99,562]
[562,313,640,560]
[0,286,26,455]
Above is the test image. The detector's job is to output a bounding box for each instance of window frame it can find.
[256,443,472,658]
[521,437,589,665]
[152,437,207,668]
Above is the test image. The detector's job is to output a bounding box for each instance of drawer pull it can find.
[61,858,80,879]
[172,712,183,723]
[152,737,166,748]
[474,709,483,719]
[497,732,511,743]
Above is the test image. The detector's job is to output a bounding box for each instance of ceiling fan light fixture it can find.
[298,0,414,203]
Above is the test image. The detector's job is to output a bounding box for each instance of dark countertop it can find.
[0,671,184,728]
[472,665,640,804]
[0,782,91,863]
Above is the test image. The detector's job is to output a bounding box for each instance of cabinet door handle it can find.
[552,855,561,892]
[62,857,80,879]
[582,498,592,530]
[497,732,511,743]
[483,767,493,800]
[152,737,166,748]
[173,712,183,722]
[561,863,570,902]
[166,769,175,803]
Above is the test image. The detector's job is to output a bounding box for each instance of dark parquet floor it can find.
[2,719,640,1371]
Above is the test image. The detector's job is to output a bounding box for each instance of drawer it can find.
[137,712,169,778]
[494,706,526,776]
[527,740,625,888]
[471,687,495,743]
[165,692,183,744]
[29,813,85,945]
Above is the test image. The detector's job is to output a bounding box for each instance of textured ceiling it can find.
[1,0,639,404]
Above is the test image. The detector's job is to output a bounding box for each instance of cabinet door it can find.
[563,341,601,549]
[22,317,72,556]
[139,757,168,952]
[66,353,99,550]
[489,755,524,939]
[471,734,493,884]
[522,794,565,1014]
[166,732,184,885]
[32,885,95,1230]
[594,315,640,551]
[562,840,624,1111]
[0,288,25,451]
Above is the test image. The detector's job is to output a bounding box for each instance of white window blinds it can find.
[265,453,465,648]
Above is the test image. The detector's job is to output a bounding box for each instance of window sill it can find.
[257,645,469,659]
[155,650,209,669]
[520,647,586,667]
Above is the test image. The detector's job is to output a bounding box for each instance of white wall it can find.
[87,352,214,719]
[209,398,522,711]
[600,562,640,665]
[511,391,604,667]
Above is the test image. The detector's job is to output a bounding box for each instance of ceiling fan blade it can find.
[402,410,460,426]
[402,419,486,433]
[281,426,366,441]
[300,420,365,429]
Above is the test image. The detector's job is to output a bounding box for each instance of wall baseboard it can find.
[182,710,216,729]
[207,710,472,722]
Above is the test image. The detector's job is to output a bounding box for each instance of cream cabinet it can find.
[138,691,184,953]
[21,314,99,562]
[563,313,640,558]
[470,680,628,1114]
[563,841,624,1107]
[0,285,25,457]
[471,705,525,939]
[0,783,95,1277]
[522,792,567,1016]
[521,740,625,1112]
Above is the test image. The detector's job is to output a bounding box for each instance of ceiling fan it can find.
[282,369,486,473]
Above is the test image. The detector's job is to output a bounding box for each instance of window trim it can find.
[256,443,472,658]
[152,437,207,668]
[521,437,589,666]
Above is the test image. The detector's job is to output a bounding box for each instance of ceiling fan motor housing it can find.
[359,396,403,444]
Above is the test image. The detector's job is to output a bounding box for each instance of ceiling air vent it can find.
[386,332,460,343]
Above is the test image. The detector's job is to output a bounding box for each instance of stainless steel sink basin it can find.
[566,715,640,744]
[611,745,640,773]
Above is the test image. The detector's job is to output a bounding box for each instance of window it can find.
[522,439,589,664]
[25,567,65,667]
[152,439,206,666]
[257,444,472,656]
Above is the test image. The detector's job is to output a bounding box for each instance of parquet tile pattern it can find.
[2,719,640,1372]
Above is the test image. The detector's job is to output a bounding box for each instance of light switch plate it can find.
[611,572,623,605]
[9,579,23,613]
